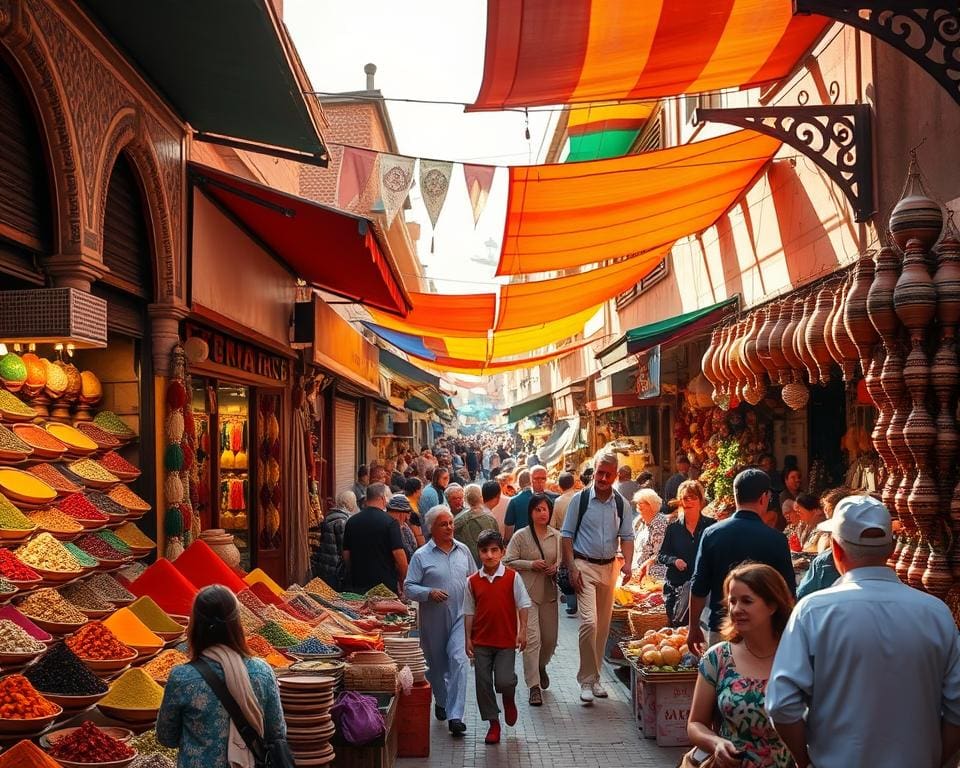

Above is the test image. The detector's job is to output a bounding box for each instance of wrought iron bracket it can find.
[695,104,875,222]
[794,1,960,107]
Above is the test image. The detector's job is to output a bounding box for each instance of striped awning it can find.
[469,0,828,110]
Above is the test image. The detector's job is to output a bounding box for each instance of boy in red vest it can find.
[463,529,531,744]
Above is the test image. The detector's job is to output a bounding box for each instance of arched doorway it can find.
[0,51,51,287]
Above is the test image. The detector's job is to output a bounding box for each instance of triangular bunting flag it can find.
[379,154,416,228]
[336,147,377,210]
[419,159,453,252]
[463,164,496,226]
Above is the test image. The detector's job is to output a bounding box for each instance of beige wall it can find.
[190,189,295,345]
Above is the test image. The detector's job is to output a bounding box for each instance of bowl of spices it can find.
[106,486,151,518]
[127,597,185,643]
[48,720,137,767]
[26,642,109,712]
[0,492,38,542]
[0,389,36,422]
[11,424,68,460]
[0,674,63,733]
[0,549,42,589]
[113,523,156,556]
[0,617,47,665]
[97,668,164,724]
[16,533,85,582]
[66,621,138,672]
[45,423,98,458]
[93,411,137,443]
[0,424,34,464]
[75,533,131,570]
[140,648,188,685]
[28,507,84,540]
[68,460,121,491]
[60,580,116,619]
[0,468,56,507]
[84,494,131,527]
[98,452,141,483]
[16,587,88,634]
[60,492,111,528]
[75,422,121,451]
[104,608,164,656]
[87,573,136,607]
[44,725,134,749]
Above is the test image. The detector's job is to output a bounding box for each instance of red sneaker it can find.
[485,720,501,744]
[502,693,518,726]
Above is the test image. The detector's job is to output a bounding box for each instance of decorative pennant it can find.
[463,163,496,226]
[336,147,377,210]
[419,159,453,252]
[379,153,416,228]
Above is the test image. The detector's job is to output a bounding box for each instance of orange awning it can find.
[498,130,781,275]
[496,244,673,331]
[469,0,828,110]
[416,343,593,377]
[368,291,496,336]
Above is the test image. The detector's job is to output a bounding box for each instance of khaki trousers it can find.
[575,559,617,686]
[523,599,559,688]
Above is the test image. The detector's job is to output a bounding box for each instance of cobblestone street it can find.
[399,612,684,768]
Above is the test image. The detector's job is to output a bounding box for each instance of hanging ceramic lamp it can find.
[889,150,944,251]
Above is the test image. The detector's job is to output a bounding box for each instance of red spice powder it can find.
[0,549,40,582]
[50,721,134,762]
[59,493,109,521]
[248,581,285,607]
[129,558,199,615]
[172,540,247,593]
[99,451,139,474]
[0,738,62,767]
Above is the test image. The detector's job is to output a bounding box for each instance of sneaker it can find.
[539,667,550,689]
[485,720,501,744]
[503,692,518,726]
[579,683,594,704]
[591,682,609,698]
[434,703,447,721]
[528,686,543,706]
[565,609,578,617]
[448,719,466,736]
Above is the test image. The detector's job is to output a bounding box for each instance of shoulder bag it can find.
[191,659,297,768]
[556,491,625,594]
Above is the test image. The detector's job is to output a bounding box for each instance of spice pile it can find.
[288,636,340,655]
[130,730,177,764]
[366,583,398,599]
[28,463,82,494]
[49,720,135,763]
[0,619,46,653]
[0,549,40,582]
[12,425,65,454]
[66,621,134,660]
[104,608,163,650]
[128,596,184,633]
[115,521,156,549]
[67,459,120,485]
[0,739,61,768]
[245,635,291,668]
[0,605,51,641]
[75,533,127,561]
[100,667,164,709]
[255,621,299,648]
[27,507,84,535]
[94,410,136,438]
[238,603,265,633]
[0,389,36,418]
[16,588,87,624]
[100,451,140,476]
[25,643,108,695]
[16,533,83,572]
[75,421,121,449]
[87,572,136,602]
[131,754,176,768]
[98,529,133,555]
[141,648,188,682]
[108,484,152,512]
[60,580,114,612]
[63,542,99,568]
[0,675,59,718]
[0,493,35,530]
[0,425,31,457]
[83,490,129,518]
[59,492,109,522]
[238,588,271,619]
[129,559,197,615]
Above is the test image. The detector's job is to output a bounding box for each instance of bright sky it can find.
[284,0,558,294]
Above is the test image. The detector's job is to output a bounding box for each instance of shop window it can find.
[615,257,670,310]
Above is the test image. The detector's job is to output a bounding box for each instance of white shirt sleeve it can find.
[513,572,532,609]
[462,578,476,616]
[766,608,814,724]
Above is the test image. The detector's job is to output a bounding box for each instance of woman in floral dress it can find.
[687,563,796,767]
[631,488,669,580]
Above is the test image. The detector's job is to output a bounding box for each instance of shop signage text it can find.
[184,322,289,382]
[634,345,661,399]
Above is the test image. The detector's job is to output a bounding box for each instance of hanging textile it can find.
[497,130,781,275]
[378,153,416,227]
[469,0,828,110]
[336,147,377,210]
[368,290,497,336]
[419,159,454,249]
[566,102,655,162]
[284,397,312,584]
[416,342,594,377]
[463,164,496,225]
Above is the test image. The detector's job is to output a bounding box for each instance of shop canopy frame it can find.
[507,393,552,424]
[81,0,328,165]
[468,0,828,111]
[189,163,410,316]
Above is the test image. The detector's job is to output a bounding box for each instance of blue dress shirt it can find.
[561,487,634,560]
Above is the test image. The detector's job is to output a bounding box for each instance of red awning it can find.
[189,163,410,315]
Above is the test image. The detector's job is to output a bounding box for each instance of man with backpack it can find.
[560,451,633,705]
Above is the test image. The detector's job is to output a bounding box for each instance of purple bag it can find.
[331,691,386,746]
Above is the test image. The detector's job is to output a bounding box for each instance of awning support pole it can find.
[695,104,875,222]
[794,1,960,109]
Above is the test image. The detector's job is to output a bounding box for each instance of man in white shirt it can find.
[767,496,960,768]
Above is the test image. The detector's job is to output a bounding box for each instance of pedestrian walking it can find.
[387,493,418,561]
[663,454,691,509]
[311,490,356,590]
[403,477,426,547]
[766,496,960,768]
[454,483,500,566]
[632,487,669,581]
[444,483,466,517]
[686,563,795,768]
[419,466,449,517]
[404,506,475,737]
[658,480,713,627]
[342,483,408,595]
[350,465,368,507]
[560,451,634,704]
[549,471,577,530]
[505,466,556,538]
[687,469,795,655]
[464,530,531,745]
[504,493,561,707]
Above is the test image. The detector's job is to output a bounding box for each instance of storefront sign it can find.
[634,345,661,399]
[183,322,289,382]
[312,298,379,392]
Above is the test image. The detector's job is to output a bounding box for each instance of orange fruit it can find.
[641,649,663,666]
[661,646,682,666]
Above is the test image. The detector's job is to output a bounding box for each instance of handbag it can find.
[331,691,386,745]
[677,747,716,768]
[668,580,692,626]
[191,659,297,768]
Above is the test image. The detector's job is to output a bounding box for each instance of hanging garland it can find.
[164,344,198,560]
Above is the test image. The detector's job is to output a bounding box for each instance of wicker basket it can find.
[611,605,631,622]
[628,608,667,638]
[344,662,398,692]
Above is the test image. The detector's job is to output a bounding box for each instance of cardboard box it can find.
[654,682,694,747]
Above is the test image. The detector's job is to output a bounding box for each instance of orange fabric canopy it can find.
[470,0,828,110]
[415,343,592,377]
[498,130,781,275]
[368,291,496,336]
[496,243,673,331]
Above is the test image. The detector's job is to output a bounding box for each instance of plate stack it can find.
[278,674,336,766]
[384,637,427,683]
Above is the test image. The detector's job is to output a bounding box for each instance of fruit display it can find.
[624,626,699,673]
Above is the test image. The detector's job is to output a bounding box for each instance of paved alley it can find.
[398,613,685,768]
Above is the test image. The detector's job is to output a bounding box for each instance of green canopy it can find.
[81,0,326,163]
[507,393,551,424]
[567,130,640,162]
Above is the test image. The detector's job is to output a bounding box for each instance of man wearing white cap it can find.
[766,495,960,768]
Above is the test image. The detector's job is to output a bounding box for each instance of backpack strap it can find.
[573,489,625,545]
[190,659,265,759]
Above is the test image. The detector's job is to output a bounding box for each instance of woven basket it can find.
[611,605,631,622]
[344,662,398,692]
[628,608,667,638]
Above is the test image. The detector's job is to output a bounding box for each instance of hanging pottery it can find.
[781,382,809,410]
[867,246,902,346]
[701,330,720,392]
[781,296,806,382]
[894,239,937,335]
[714,326,733,397]
[742,313,765,389]
[755,305,778,381]
[889,150,944,251]
[805,287,835,384]
[767,300,792,385]
[822,286,841,371]
[844,251,879,376]
[831,274,858,381]
[795,293,819,384]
